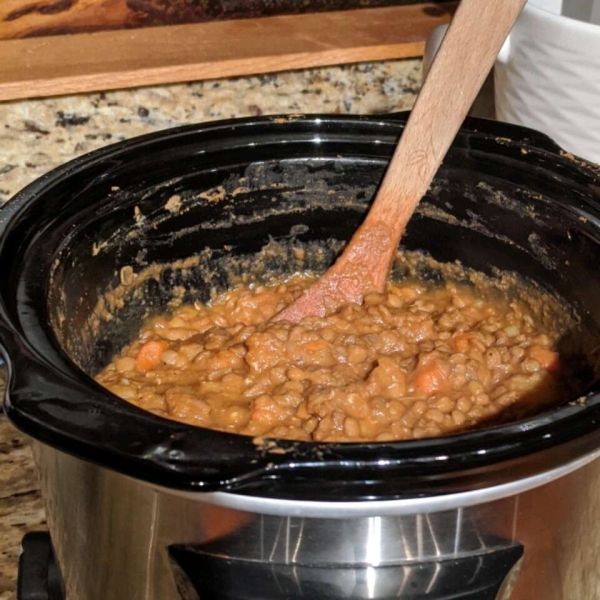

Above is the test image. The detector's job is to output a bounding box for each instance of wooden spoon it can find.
[274,0,527,323]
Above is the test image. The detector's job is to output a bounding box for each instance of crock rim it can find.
[1,112,599,500]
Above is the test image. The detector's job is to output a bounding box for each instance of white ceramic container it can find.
[495,0,600,163]
[424,0,600,163]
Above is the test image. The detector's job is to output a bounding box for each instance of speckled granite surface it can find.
[0,58,421,599]
[0,60,420,205]
[0,379,44,600]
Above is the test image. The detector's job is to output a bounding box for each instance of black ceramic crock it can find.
[1,112,599,501]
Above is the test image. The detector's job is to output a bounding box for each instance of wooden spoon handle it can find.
[367,0,527,234]
[273,0,527,323]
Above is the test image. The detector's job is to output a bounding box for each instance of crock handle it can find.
[168,542,524,599]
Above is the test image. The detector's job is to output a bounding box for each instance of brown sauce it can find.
[95,275,566,442]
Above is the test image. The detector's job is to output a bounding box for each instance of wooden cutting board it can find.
[0,2,456,101]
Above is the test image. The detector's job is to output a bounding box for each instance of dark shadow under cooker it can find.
[1,113,600,600]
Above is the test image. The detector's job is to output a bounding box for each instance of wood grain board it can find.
[2,0,135,40]
[0,3,456,101]
[1,0,451,39]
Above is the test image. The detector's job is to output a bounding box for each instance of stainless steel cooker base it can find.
[33,442,600,600]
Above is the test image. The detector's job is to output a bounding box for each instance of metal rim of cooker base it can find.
[159,447,600,518]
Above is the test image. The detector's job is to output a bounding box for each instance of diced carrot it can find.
[452,333,472,354]
[414,363,448,396]
[303,340,329,353]
[135,340,168,371]
[529,346,560,373]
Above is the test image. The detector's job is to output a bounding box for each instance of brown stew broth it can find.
[95,276,565,442]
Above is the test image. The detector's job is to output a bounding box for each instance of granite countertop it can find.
[0,58,421,600]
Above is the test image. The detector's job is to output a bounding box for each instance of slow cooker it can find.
[1,113,599,600]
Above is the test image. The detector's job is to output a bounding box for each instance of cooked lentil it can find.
[95,276,564,441]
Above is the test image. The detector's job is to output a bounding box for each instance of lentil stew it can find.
[95,274,566,442]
